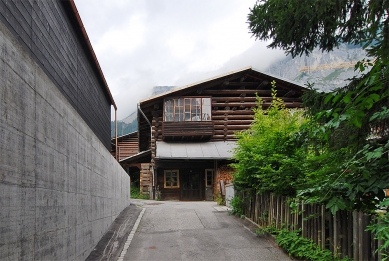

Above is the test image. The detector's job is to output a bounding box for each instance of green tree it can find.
[247,2,389,255]
[232,81,307,196]
[248,0,389,134]
[248,0,389,60]
[247,0,389,211]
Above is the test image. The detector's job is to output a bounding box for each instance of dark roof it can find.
[139,66,306,107]
[119,150,152,164]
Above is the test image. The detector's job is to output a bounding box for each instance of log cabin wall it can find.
[140,70,303,146]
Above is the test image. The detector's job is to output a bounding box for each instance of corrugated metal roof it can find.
[156,141,237,159]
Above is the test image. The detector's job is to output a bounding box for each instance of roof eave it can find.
[68,0,117,110]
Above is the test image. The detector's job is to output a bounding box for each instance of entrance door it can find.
[181,171,201,200]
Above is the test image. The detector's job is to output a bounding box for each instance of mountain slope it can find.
[265,44,366,91]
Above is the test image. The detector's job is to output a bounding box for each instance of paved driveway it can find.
[121,200,291,261]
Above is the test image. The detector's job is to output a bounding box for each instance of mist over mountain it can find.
[111,86,176,137]
[111,45,366,137]
[265,44,366,92]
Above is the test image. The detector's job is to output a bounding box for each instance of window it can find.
[164,170,179,188]
[164,97,211,122]
[205,169,214,187]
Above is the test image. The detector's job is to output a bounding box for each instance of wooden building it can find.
[133,67,307,200]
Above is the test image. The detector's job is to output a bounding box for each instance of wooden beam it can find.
[257,80,269,89]
[212,115,254,120]
[223,82,263,86]
[212,110,254,115]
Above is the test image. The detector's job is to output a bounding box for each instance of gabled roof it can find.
[139,66,306,106]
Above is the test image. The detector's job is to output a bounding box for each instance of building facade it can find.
[135,67,307,201]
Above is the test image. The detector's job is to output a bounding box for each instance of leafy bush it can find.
[230,196,244,216]
[130,186,149,199]
[232,81,307,197]
[367,199,389,261]
[215,193,225,205]
[276,229,351,261]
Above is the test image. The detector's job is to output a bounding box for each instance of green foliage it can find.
[245,0,389,218]
[366,199,389,261]
[215,193,225,206]
[256,225,278,236]
[229,196,245,216]
[232,81,307,196]
[130,186,149,199]
[276,229,351,261]
[248,0,389,60]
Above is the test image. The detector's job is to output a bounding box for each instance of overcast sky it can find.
[74,0,286,120]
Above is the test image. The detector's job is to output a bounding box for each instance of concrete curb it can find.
[117,207,146,261]
[85,204,142,261]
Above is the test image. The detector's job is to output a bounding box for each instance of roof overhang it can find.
[67,0,117,109]
[139,66,306,107]
[156,141,237,160]
[119,150,151,164]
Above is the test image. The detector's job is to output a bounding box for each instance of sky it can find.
[74,0,286,120]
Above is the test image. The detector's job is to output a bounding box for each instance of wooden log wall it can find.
[238,191,383,261]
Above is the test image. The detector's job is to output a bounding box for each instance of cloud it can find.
[74,0,285,120]
[95,14,146,55]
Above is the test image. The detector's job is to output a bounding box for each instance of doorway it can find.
[181,170,202,200]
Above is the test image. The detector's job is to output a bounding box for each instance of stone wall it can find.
[0,20,130,260]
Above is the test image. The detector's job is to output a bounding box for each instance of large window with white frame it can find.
[164,170,179,188]
[164,97,211,122]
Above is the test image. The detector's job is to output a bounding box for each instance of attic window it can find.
[164,97,211,122]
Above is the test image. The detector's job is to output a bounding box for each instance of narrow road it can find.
[122,200,291,261]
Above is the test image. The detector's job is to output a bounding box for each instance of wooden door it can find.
[181,171,201,200]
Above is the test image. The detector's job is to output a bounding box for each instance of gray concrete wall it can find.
[0,20,130,260]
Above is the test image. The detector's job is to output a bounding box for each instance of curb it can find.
[117,207,146,261]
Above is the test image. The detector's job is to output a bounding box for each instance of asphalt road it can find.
[121,200,291,261]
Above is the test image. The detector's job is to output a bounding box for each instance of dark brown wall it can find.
[0,0,112,149]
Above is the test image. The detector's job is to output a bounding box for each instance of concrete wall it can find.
[0,20,130,261]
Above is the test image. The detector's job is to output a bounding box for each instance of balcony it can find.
[162,121,214,141]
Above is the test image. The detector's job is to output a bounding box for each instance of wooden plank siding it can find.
[0,0,112,149]
[111,132,139,161]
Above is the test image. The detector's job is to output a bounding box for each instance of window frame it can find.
[163,96,212,122]
[205,169,214,187]
[164,169,180,189]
